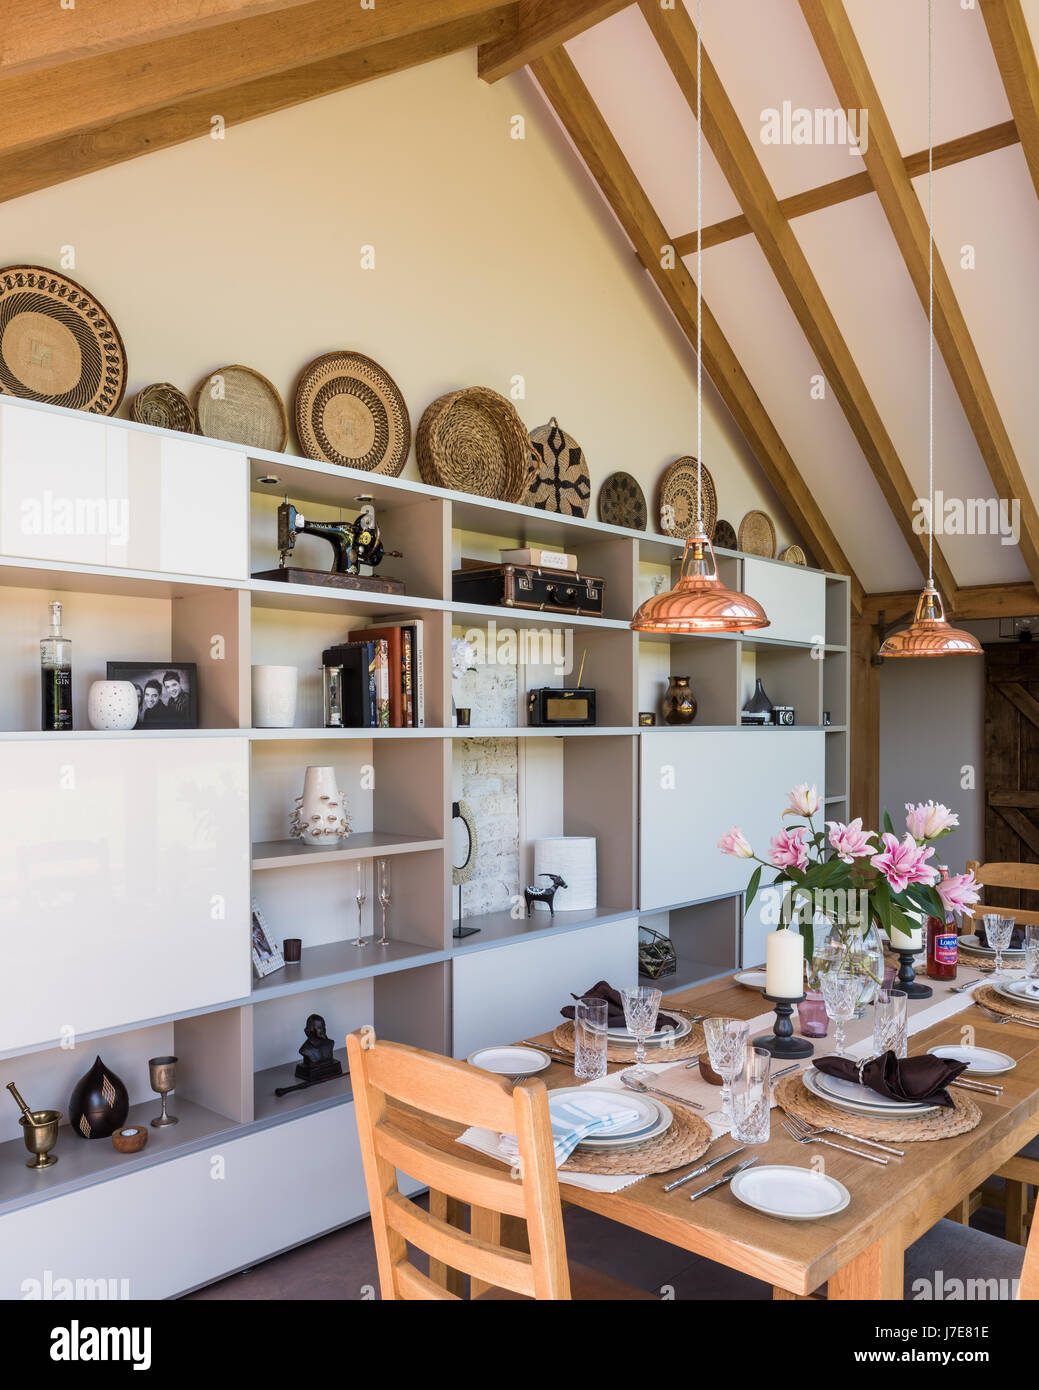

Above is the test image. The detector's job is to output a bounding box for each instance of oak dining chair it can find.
[904,1201,1039,1300]
[346,1026,652,1301]
[966,859,1039,1244]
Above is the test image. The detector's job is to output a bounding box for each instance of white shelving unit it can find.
[0,396,848,1297]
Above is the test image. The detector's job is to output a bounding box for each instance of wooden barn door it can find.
[984,641,1039,909]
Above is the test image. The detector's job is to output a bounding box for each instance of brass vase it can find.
[19,1110,61,1169]
[663,675,697,725]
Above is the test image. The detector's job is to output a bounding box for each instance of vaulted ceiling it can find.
[2,0,1037,616]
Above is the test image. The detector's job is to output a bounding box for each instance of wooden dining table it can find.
[414,972,1039,1299]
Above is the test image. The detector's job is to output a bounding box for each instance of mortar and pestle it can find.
[6,1081,61,1170]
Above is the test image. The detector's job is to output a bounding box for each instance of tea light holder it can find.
[893,946,932,999]
[753,993,814,1059]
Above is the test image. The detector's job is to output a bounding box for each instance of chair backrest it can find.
[1020,1198,1039,1300]
[346,1026,571,1300]
[966,860,1039,926]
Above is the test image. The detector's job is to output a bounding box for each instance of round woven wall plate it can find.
[131,382,196,434]
[196,365,288,451]
[598,471,647,530]
[294,351,410,475]
[779,543,807,566]
[738,509,777,558]
[713,519,737,551]
[0,265,126,415]
[657,457,717,540]
[417,387,530,503]
[524,416,591,516]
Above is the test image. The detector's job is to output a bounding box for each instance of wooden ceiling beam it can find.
[800,0,1039,593]
[0,0,512,158]
[980,0,1039,203]
[672,120,1020,256]
[641,0,955,599]
[478,0,632,83]
[529,45,863,612]
[0,8,517,206]
[0,0,320,79]
[862,581,1039,625]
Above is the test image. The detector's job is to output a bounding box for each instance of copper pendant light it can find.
[880,0,980,660]
[630,0,768,637]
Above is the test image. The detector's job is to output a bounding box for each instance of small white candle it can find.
[766,929,804,998]
[889,912,923,951]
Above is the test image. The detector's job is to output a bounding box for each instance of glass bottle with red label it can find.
[926,865,958,980]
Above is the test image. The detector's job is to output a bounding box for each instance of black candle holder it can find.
[753,993,814,1059]
[894,947,932,999]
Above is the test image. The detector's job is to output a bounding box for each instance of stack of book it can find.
[322,618,424,728]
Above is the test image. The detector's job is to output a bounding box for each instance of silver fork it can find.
[783,1112,904,1156]
[949,977,983,993]
[781,1118,889,1165]
[974,1002,1039,1031]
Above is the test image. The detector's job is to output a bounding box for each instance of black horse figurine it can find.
[524,873,568,917]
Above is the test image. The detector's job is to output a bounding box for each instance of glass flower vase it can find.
[821,917,884,1019]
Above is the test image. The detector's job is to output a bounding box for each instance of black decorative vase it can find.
[743,678,773,719]
[68,1055,129,1140]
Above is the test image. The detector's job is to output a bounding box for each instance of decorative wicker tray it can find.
[658,457,717,540]
[524,417,590,516]
[131,382,196,433]
[738,510,777,558]
[294,350,410,475]
[196,364,288,451]
[417,386,531,502]
[598,471,648,530]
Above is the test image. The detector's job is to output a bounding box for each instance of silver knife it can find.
[663,1145,746,1192]
[688,1156,758,1201]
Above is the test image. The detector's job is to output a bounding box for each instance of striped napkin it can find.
[498,1090,641,1168]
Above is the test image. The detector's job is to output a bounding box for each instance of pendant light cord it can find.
[696,0,703,532]
[927,0,934,589]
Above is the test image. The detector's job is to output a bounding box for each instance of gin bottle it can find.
[41,600,73,730]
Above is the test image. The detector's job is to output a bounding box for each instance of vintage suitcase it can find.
[452,563,605,616]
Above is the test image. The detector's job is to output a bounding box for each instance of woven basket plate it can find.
[738,510,777,558]
[417,387,530,503]
[524,417,591,516]
[775,1072,981,1143]
[658,457,717,540]
[553,1019,705,1064]
[598,471,647,530]
[131,382,196,434]
[713,519,737,551]
[0,265,126,415]
[779,544,807,566]
[294,351,410,475]
[975,983,1039,1022]
[196,364,288,451]
[560,1102,711,1176]
[957,948,1024,974]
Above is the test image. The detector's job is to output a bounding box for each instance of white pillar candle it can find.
[889,911,923,952]
[766,929,804,998]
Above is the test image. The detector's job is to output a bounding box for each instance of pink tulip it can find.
[718,827,753,859]
[937,871,981,918]
[905,801,959,841]
[826,818,875,863]
[870,832,938,894]
[770,826,809,871]
[783,783,820,818]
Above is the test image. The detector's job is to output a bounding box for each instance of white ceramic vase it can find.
[533,837,597,912]
[292,766,351,848]
[252,665,298,728]
[87,680,139,731]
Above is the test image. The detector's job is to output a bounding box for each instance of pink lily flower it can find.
[826,818,875,863]
[718,827,753,859]
[905,801,959,841]
[870,832,938,894]
[937,871,981,918]
[783,783,820,818]
[770,826,809,871]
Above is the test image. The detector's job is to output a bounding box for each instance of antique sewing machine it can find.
[252,495,406,594]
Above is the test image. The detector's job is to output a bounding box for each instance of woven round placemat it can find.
[0,264,126,415]
[553,1019,705,1064]
[417,387,530,502]
[598,471,647,530]
[196,364,288,451]
[775,1072,981,1142]
[957,947,1024,974]
[294,350,410,475]
[974,983,1039,1022]
[130,382,196,433]
[738,510,777,558]
[713,519,737,551]
[779,543,807,566]
[524,417,590,516]
[560,1103,711,1176]
[657,457,717,540]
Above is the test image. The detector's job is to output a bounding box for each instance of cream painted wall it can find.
[0,50,797,550]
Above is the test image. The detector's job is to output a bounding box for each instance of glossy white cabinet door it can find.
[743,558,826,646]
[0,737,251,1052]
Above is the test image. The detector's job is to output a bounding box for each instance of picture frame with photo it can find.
[106,661,198,729]
[251,904,284,979]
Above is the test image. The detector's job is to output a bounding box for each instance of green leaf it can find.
[872,879,893,933]
[883,810,895,836]
[745,864,762,911]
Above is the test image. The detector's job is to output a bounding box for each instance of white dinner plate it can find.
[803,1067,938,1117]
[927,1044,1016,1076]
[731,1165,850,1221]
[958,933,1024,958]
[735,970,768,991]
[467,1045,551,1080]
[993,979,1039,1009]
[547,1087,672,1149]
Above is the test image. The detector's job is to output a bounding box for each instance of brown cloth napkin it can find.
[560,980,681,1033]
[975,920,1025,950]
[815,1050,969,1109]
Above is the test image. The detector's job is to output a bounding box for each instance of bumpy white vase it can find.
[87,681,139,730]
[292,766,351,848]
[252,665,298,728]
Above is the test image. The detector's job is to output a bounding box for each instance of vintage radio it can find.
[452,563,605,617]
[527,687,597,727]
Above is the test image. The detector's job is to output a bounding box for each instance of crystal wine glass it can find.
[376,858,391,947]
[819,969,860,1058]
[620,985,661,1081]
[353,860,369,948]
[983,913,1015,983]
[1025,924,1039,982]
[703,1016,751,1128]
